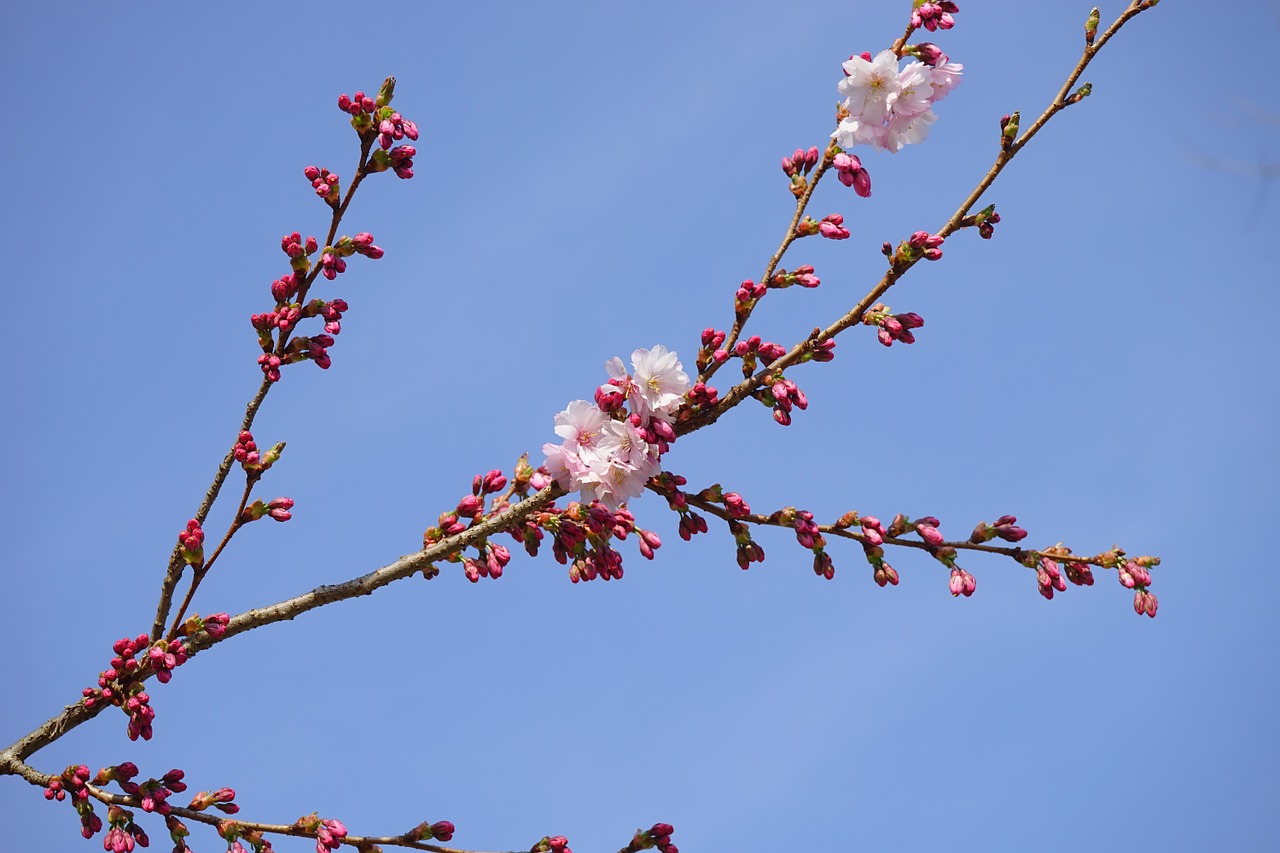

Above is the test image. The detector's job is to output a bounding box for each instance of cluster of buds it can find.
[949,567,978,597]
[832,151,872,197]
[696,328,728,372]
[863,545,900,587]
[1037,557,1068,599]
[462,542,512,582]
[292,814,349,852]
[911,1,959,32]
[969,515,1028,544]
[1117,557,1159,617]
[103,804,149,852]
[337,90,377,117]
[240,496,294,524]
[781,145,820,197]
[794,331,837,365]
[188,787,239,814]
[377,111,419,150]
[768,264,821,290]
[213,819,272,853]
[281,333,335,370]
[282,232,319,263]
[369,143,415,179]
[105,764,187,818]
[682,380,719,411]
[338,78,419,179]
[731,335,788,376]
[727,519,766,570]
[758,374,808,426]
[864,303,925,347]
[699,485,751,520]
[884,230,945,264]
[270,273,299,303]
[83,634,190,739]
[173,612,230,641]
[799,213,850,240]
[624,823,677,853]
[1064,560,1095,587]
[44,765,100,838]
[303,165,340,204]
[648,473,706,545]
[44,764,92,804]
[177,519,204,568]
[972,203,1002,239]
[233,430,284,478]
[408,820,456,843]
[734,278,767,315]
[531,835,572,853]
[147,638,189,684]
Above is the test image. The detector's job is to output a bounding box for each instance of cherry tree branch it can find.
[149,134,379,642]
[2,3,1160,772]
[681,1,1157,437]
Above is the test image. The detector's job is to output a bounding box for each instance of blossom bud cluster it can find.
[863,544,900,587]
[969,515,1028,544]
[798,213,850,240]
[43,764,100,839]
[760,374,809,426]
[543,345,690,510]
[645,473,713,549]
[46,758,197,845]
[337,80,419,178]
[292,814,348,853]
[781,145,820,197]
[1118,557,1159,617]
[213,818,272,853]
[241,496,295,524]
[734,278,767,314]
[780,146,820,178]
[188,786,239,814]
[173,612,230,640]
[972,204,1002,240]
[834,46,962,153]
[832,152,872,197]
[724,334,787,377]
[912,1,959,32]
[949,567,978,597]
[233,430,285,478]
[1037,557,1068,599]
[624,822,678,853]
[377,111,419,150]
[303,165,340,203]
[769,264,821,290]
[463,542,512,582]
[251,230,378,381]
[408,820,456,843]
[177,519,204,568]
[532,834,572,853]
[865,303,925,347]
[103,804,150,852]
[83,634,190,740]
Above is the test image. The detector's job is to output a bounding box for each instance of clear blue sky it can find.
[3,2,1277,851]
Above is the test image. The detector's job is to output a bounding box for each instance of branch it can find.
[680,1,1157,437]
[2,485,563,766]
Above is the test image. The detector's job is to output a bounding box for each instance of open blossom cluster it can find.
[834,48,963,153]
[543,346,690,510]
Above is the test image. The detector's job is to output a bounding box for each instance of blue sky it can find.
[2,2,1277,851]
